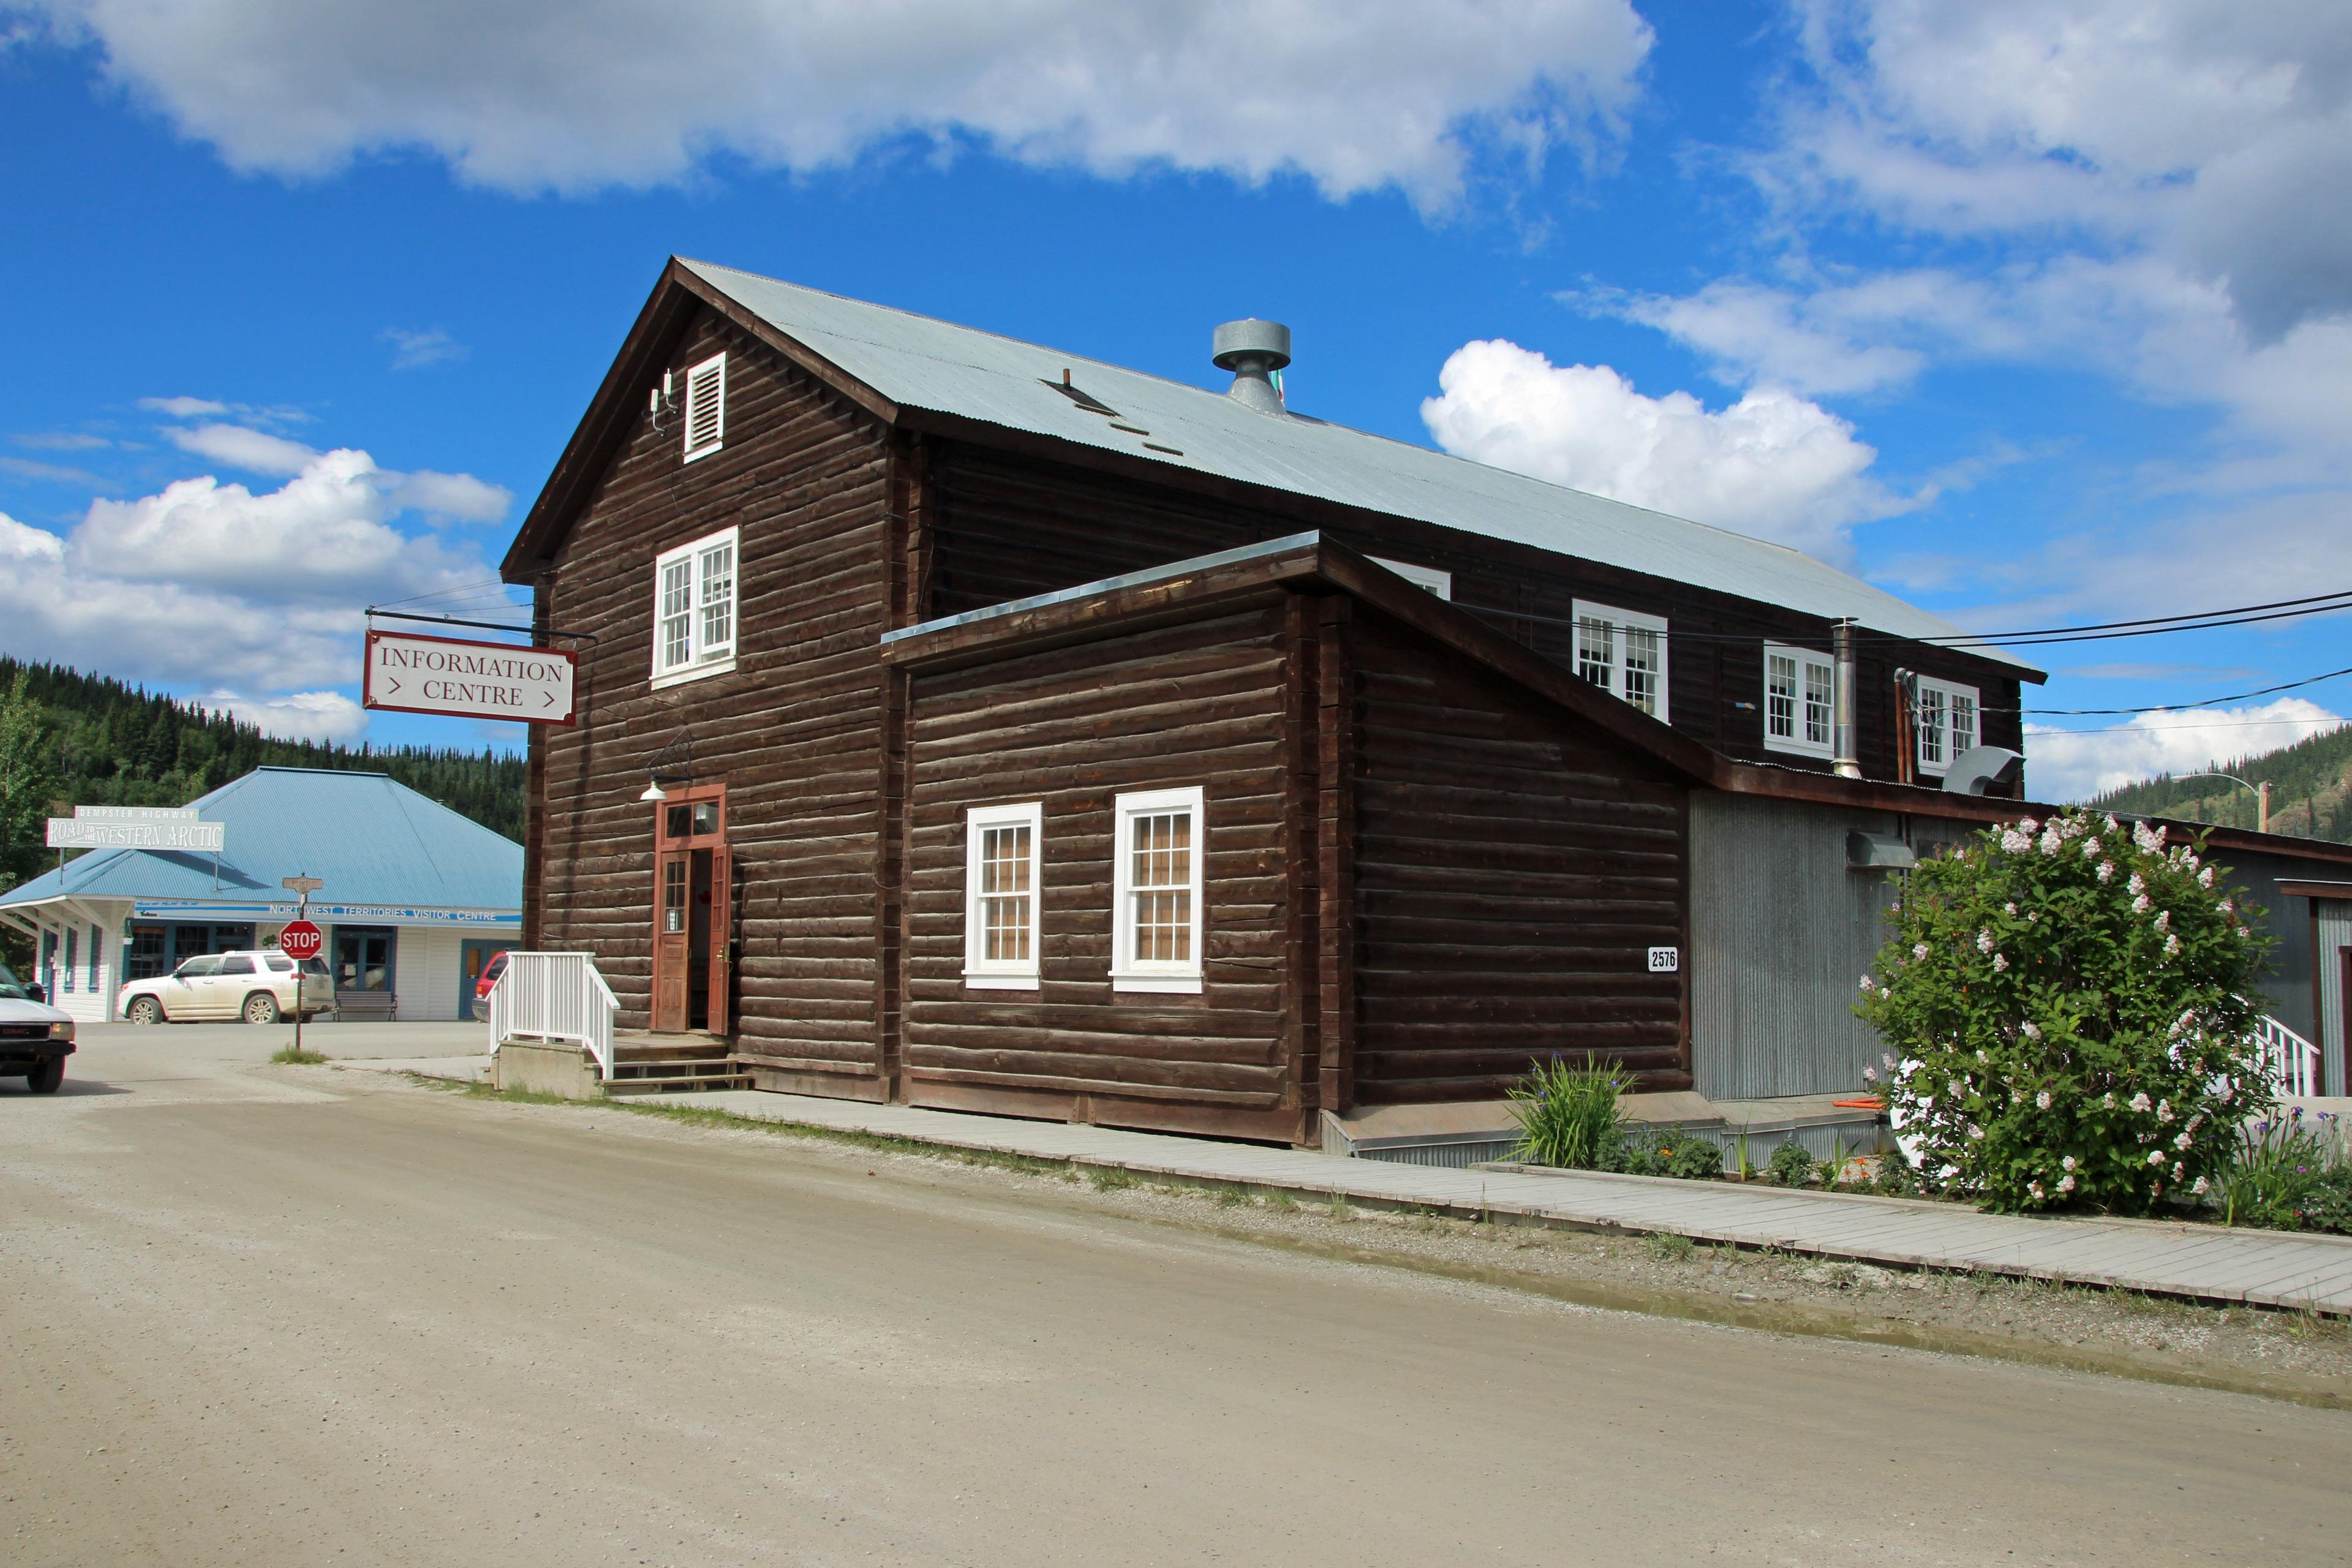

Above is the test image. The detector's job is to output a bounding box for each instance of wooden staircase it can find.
[603,1033,751,1096]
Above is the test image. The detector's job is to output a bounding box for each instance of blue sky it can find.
[3,1,2346,799]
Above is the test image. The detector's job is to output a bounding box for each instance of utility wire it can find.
[2016,665,2352,716]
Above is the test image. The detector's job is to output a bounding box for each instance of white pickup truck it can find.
[118,949,333,1025]
[0,962,74,1093]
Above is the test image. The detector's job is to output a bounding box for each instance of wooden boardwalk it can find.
[643,1088,2352,1316]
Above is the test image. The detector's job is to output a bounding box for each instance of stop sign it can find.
[278,919,324,962]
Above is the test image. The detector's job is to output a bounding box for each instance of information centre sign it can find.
[363,630,576,726]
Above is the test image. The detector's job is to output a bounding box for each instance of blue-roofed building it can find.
[0,767,522,1023]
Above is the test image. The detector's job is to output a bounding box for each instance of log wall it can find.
[1344,608,1691,1102]
[925,442,2024,780]
[536,309,894,1088]
[902,601,1306,1142]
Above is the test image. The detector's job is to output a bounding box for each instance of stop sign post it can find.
[280,875,325,1056]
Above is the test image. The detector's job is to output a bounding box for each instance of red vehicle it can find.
[472,950,510,1014]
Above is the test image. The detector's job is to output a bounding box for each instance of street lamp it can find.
[2176,772,2271,834]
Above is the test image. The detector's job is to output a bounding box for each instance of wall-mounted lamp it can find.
[638,729,692,805]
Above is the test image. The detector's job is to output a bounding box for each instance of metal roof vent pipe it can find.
[1213,319,1291,415]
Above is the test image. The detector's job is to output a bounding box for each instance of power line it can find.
[2016,665,2352,715]
[2026,716,2349,737]
[1881,586,2352,648]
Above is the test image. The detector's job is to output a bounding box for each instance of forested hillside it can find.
[2088,723,2352,845]
[0,657,526,889]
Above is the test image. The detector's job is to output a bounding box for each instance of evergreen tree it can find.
[0,657,529,891]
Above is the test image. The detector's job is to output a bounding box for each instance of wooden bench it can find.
[333,991,399,1023]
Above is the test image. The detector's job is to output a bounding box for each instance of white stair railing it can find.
[484,952,618,1082]
[2251,1013,2323,1100]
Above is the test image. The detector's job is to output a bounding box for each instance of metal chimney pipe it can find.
[1212,319,1291,416]
[1833,620,1862,779]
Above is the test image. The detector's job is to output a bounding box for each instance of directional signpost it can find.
[280,876,325,1058]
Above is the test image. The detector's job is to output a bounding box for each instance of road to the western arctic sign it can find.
[363,630,576,726]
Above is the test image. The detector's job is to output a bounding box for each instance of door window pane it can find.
[663,859,687,934]
[690,801,720,836]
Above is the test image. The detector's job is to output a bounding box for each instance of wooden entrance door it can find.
[649,784,729,1034]
[654,848,691,1031]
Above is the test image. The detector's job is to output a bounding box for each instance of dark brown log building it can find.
[501,259,2350,1141]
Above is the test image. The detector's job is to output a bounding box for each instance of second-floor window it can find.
[1914,676,1980,775]
[650,525,739,687]
[1572,600,1668,720]
[1763,643,1836,758]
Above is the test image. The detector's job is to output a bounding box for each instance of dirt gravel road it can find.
[4,1025,2347,1566]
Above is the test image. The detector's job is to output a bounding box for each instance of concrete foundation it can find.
[492,1038,602,1100]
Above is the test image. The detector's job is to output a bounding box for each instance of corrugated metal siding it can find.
[2319,900,2349,1098]
[1689,792,1904,1101]
[2203,847,2319,1039]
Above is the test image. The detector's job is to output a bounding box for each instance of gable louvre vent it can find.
[682,352,726,462]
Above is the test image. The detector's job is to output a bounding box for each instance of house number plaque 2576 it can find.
[1646,946,1680,973]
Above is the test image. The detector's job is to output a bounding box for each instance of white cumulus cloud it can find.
[28,0,1654,207]
[197,689,370,744]
[2025,699,2348,802]
[0,434,516,710]
[136,394,227,418]
[167,421,318,475]
[75,448,485,600]
[1419,339,1905,557]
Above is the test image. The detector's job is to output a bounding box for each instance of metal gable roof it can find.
[681,258,2040,676]
[0,767,522,913]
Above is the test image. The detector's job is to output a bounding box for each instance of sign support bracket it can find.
[364,608,600,643]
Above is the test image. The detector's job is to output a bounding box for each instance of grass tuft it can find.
[271,1046,328,1065]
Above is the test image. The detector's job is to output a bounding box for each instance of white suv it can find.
[119,950,333,1025]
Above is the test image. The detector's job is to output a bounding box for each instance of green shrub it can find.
[2217,1109,2348,1229]
[1766,1139,1817,1188]
[1856,809,2275,1215]
[1507,1056,1632,1170]
[1667,1136,1724,1180]
[1615,1126,1670,1175]
[1870,1148,1924,1198]
[2304,1165,2352,1235]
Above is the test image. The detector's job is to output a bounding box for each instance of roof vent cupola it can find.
[1212,319,1291,416]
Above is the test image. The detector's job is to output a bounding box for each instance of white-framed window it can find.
[682,352,726,462]
[1913,675,1980,775]
[650,524,739,687]
[1763,642,1837,758]
[1570,600,1668,720]
[1110,786,1204,993]
[1368,556,1453,600]
[963,802,1044,990]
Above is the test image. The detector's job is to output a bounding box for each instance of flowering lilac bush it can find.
[1855,809,2274,1215]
